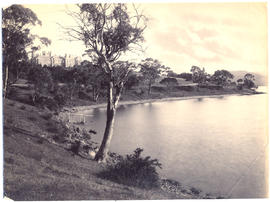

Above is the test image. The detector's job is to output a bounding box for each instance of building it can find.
[36,51,52,66]
[36,52,81,68]
[64,54,82,68]
[51,55,65,66]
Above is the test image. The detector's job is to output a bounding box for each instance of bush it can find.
[54,93,66,108]
[98,148,162,189]
[175,86,195,91]
[151,86,166,92]
[20,105,26,110]
[78,91,90,100]
[159,77,178,87]
[190,187,201,195]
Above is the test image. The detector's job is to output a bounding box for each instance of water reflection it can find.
[196,97,204,102]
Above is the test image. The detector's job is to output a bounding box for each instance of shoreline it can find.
[57,90,264,199]
[62,91,261,113]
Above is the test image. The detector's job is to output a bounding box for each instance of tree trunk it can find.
[3,65,9,99]
[94,80,116,162]
[148,82,151,95]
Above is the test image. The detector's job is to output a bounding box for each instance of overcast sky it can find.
[22,2,267,74]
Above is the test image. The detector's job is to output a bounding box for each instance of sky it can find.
[13,2,268,74]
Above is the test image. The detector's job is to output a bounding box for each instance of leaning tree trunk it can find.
[3,65,9,99]
[94,80,116,162]
[94,75,124,162]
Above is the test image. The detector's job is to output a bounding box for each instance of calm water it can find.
[84,88,268,198]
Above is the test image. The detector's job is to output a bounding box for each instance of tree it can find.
[211,70,234,86]
[2,5,50,98]
[243,73,257,89]
[80,60,107,102]
[178,72,192,81]
[28,66,54,103]
[190,66,207,84]
[237,78,243,84]
[65,3,147,162]
[159,77,178,89]
[167,70,178,78]
[125,72,140,90]
[139,58,165,95]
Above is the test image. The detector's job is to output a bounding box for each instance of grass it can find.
[3,98,216,200]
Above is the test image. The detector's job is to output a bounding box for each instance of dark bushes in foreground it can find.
[98,148,162,189]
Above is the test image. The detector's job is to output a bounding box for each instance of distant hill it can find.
[230,71,268,86]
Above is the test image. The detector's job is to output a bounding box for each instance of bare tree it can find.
[64,3,147,162]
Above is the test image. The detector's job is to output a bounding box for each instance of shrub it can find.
[54,93,66,109]
[151,86,166,92]
[78,91,90,100]
[98,148,162,189]
[159,77,178,87]
[41,112,53,120]
[190,187,201,195]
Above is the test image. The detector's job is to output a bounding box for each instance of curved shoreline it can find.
[62,92,259,113]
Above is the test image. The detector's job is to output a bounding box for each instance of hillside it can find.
[3,99,216,200]
[230,71,267,86]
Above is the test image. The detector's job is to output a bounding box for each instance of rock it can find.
[89,150,96,159]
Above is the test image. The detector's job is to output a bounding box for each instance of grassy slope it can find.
[4,99,205,200]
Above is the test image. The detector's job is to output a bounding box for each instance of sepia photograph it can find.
[2,1,268,200]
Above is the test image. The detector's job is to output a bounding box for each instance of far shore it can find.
[63,90,263,113]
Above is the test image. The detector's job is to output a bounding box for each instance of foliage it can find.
[50,66,68,83]
[2,5,50,97]
[80,60,107,101]
[28,66,54,96]
[167,70,178,78]
[237,78,243,83]
[64,68,82,100]
[125,73,140,90]
[159,77,178,88]
[243,73,257,89]
[178,72,192,81]
[65,3,147,65]
[190,66,208,84]
[139,58,166,94]
[53,93,67,109]
[112,61,137,89]
[98,148,162,189]
[211,70,234,86]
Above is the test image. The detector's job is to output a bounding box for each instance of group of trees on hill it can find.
[2,5,51,98]
[3,4,258,162]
